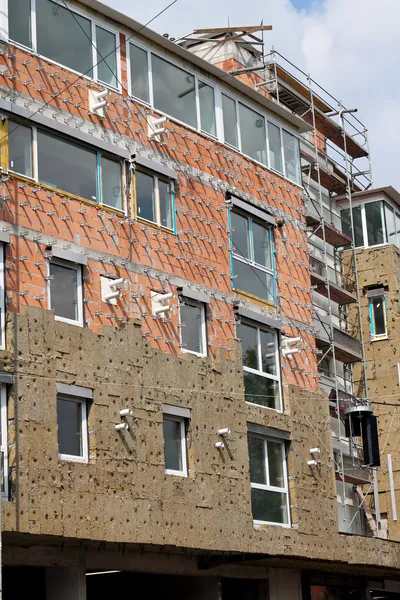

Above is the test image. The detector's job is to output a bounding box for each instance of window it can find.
[152,55,197,128]
[0,385,8,497]
[0,245,6,351]
[5,119,124,209]
[222,94,238,148]
[57,394,88,462]
[267,122,283,173]
[365,201,385,246]
[198,81,216,137]
[163,414,188,476]
[369,295,387,340]
[237,321,281,410]
[179,297,207,356]
[248,434,289,525]
[231,210,275,304]
[9,0,119,88]
[129,43,149,103]
[239,103,267,165]
[341,201,394,249]
[282,130,301,185]
[48,259,83,326]
[135,170,174,230]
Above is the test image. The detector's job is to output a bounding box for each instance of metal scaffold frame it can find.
[264,48,375,535]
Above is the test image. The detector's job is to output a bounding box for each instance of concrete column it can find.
[268,568,302,600]
[0,0,8,43]
[46,566,86,600]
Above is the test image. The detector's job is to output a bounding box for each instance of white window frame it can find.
[47,258,84,326]
[179,297,207,358]
[163,413,188,477]
[341,198,393,250]
[369,295,388,341]
[135,169,174,230]
[8,0,122,92]
[57,393,89,464]
[0,385,8,498]
[0,245,5,351]
[249,434,290,527]
[239,320,282,412]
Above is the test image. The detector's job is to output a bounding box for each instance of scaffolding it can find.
[263,49,375,535]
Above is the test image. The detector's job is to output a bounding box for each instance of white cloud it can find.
[102,0,400,187]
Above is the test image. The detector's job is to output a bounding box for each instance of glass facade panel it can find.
[152,55,197,128]
[159,179,173,229]
[371,297,386,337]
[341,206,364,247]
[253,222,272,269]
[96,26,117,88]
[8,0,31,47]
[37,131,97,200]
[248,436,266,485]
[129,44,149,103]
[101,157,122,210]
[233,258,274,303]
[231,212,250,259]
[49,262,79,322]
[238,103,266,165]
[237,322,258,370]
[267,440,284,487]
[365,201,385,246]
[244,371,279,409]
[37,0,93,77]
[260,329,276,375]
[8,121,32,177]
[385,203,396,245]
[222,94,238,148]
[181,301,204,354]
[199,82,216,137]
[136,171,155,223]
[163,417,182,472]
[251,488,288,524]
[267,122,282,173]
[282,130,301,183]
[57,397,83,457]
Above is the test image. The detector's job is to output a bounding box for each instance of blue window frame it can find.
[229,209,276,304]
[369,296,387,340]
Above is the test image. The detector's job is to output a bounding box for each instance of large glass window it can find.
[152,55,197,128]
[8,121,33,178]
[385,204,397,246]
[101,157,122,210]
[96,25,117,88]
[199,82,216,137]
[8,0,31,48]
[341,205,364,247]
[135,170,174,230]
[163,414,188,476]
[369,295,387,340]
[57,394,88,462]
[267,122,283,173]
[341,201,398,249]
[49,259,83,326]
[36,0,93,77]
[239,103,266,165]
[37,131,97,200]
[237,321,281,410]
[282,130,301,184]
[180,297,207,357]
[231,210,275,304]
[248,435,289,525]
[129,44,149,103]
[222,94,238,148]
[365,201,385,246]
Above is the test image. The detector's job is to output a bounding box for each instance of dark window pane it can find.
[37,131,97,200]
[244,372,279,409]
[239,103,266,165]
[57,397,83,457]
[267,440,284,487]
[152,55,196,128]
[222,94,238,148]
[372,297,386,336]
[159,180,173,229]
[365,201,384,246]
[237,322,258,370]
[253,222,272,269]
[260,329,276,375]
[37,0,93,77]
[136,171,155,222]
[341,206,363,247]
[101,157,122,210]
[385,204,396,245]
[50,262,79,322]
[8,0,31,47]
[233,258,274,303]
[231,212,250,259]
[251,488,288,524]
[199,82,216,137]
[8,121,32,177]
[181,301,204,354]
[248,436,266,485]
[282,130,301,184]
[96,26,117,88]
[163,417,183,471]
[268,122,283,173]
[129,44,149,103]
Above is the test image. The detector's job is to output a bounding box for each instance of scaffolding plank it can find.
[313,110,368,160]
[335,472,370,486]
[312,275,357,305]
[267,64,331,113]
[308,216,352,248]
[315,328,362,364]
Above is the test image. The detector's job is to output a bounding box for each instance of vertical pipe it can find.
[387,453,397,522]
[372,468,381,532]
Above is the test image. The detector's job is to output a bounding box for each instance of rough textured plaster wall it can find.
[355,245,400,542]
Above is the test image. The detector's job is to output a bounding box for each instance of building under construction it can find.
[0,0,397,597]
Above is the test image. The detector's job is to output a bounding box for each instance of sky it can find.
[102,0,400,189]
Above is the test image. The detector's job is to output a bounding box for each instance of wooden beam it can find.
[193,25,272,34]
